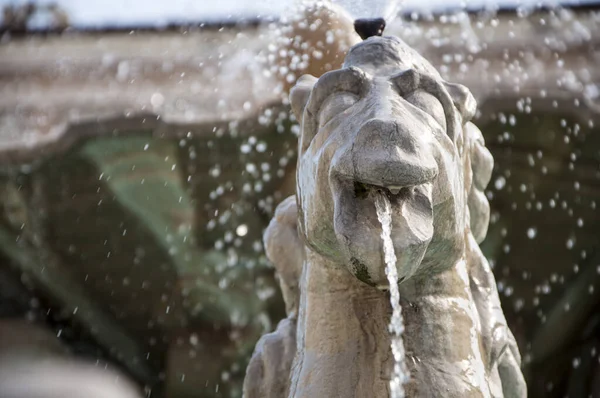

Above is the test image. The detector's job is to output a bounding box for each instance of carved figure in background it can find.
[245,34,526,397]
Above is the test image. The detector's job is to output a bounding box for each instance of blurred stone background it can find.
[1,2,600,397]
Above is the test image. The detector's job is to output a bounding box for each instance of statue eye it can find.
[318,92,359,127]
[405,91,447,131]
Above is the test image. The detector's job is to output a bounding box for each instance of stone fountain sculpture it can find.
[244,23,526,398]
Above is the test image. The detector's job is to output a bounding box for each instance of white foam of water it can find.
[331,0,403,21]
[374,192,409,398]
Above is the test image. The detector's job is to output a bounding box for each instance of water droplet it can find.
[236,224,248,237]
[494,176,506,190]
[151,92,165,108]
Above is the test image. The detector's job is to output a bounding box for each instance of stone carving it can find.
[243,197,303,398]
[244,35,526,397]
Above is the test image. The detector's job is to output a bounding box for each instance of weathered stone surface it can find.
[243,196,303,398]
[246,35,525,397]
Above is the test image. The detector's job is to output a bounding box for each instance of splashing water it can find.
[332,0,403,21]
[374,192,409,398]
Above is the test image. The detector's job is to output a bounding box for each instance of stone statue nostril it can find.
[353,18,386,40]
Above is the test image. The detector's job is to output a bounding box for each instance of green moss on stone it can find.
[351,258,375,286]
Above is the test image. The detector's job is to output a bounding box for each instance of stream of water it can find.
[374,192,409,398]
[331,0,402,21]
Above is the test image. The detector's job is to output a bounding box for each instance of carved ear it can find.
[289,75,317,122]
[443,82,477,123]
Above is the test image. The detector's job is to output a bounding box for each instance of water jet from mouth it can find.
[374,191,409,398]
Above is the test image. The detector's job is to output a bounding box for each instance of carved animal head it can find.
[290,36,493,287]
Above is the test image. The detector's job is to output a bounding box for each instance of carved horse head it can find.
[290,36,488,287]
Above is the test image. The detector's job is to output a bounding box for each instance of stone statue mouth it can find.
[332,179,434,285]
[353,181,415,202]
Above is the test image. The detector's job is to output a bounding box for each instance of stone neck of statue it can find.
[291,239,491,398]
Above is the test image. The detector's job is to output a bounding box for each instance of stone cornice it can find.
[0,8,598,168]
